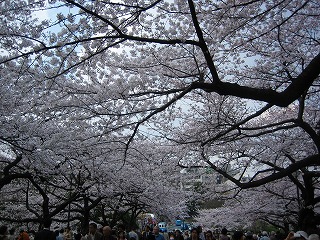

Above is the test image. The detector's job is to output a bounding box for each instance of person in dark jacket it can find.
[34,219,56,240]
[0,225,9,240]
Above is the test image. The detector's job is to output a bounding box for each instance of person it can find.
[245,232,253,240]
[34,219,56,240]
[74,228,83,240]
[83,222,103,240]
[102,226,117,240]
[128,227,139,240]
[187,228,200,240]
[136,229,142,240]
[7,229,15,240]
[175,230,184,240]
[269,232,276,240]
[0,225,9,240]
[56,229,65,240]
[308,234,319,240]
[169,233,175,240]
[118,231,128,240]
[284,232,294,240]
[64,226,73,240]
[153,226,165,240]
[259,232,270,240]
[118,224,127,240]
[233,232,244,240]
[220,229,230,240]
[142,226,152,240]
[28,230,36,240]
[162,232,168,240]
[293,231,308,240]
[197,227,205,240]
[18,229,30,240]
[184,231,190,240]
[285,231,308,240]
[205,231,216,240]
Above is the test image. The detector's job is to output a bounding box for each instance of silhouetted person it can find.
[34,219,55,240]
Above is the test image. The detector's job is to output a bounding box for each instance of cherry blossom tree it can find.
[195,177,319,232]
[1,0,319,232]
[174,97,320,231]
[0,135,188,229]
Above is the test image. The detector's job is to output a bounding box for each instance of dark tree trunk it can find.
[298,174,318,234]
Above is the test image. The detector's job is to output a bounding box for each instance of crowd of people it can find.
[0,221,319,240]
[0,219,72,240]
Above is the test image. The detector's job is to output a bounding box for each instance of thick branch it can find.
[206,154,320,189]
[191,52,320,107]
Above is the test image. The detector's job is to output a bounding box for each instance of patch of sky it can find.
[30,0,79,33]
